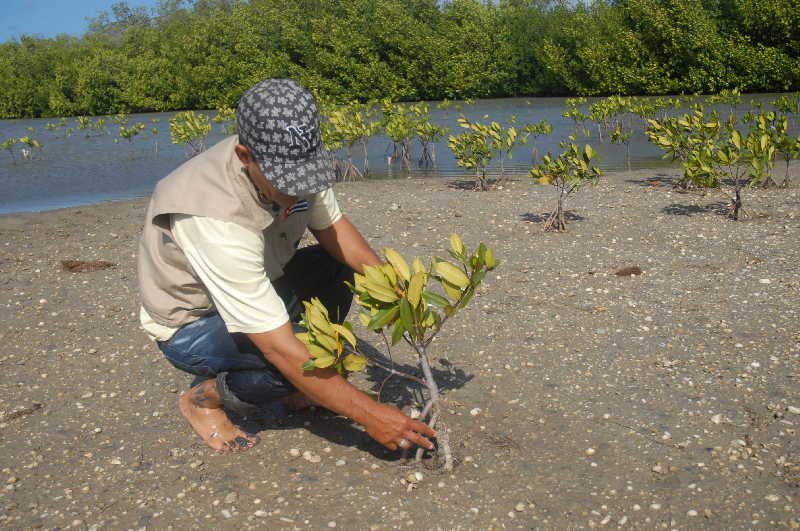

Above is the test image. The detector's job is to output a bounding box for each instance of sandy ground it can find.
[1,167,799,530]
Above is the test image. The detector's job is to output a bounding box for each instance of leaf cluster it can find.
[530,142,602,190]
[169,110,211,155]
[296,297,367,374]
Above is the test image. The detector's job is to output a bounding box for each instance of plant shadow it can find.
[624,173,676,187]
[520,211,585,223]
[229,336,473,463]
[446,177,517,191]
[661,201,728,216]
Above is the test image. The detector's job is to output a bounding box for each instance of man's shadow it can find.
[232,337,474,461]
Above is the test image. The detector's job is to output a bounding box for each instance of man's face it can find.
[234,144,298,208]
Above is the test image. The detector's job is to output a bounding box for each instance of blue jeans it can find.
[157,245,354,415]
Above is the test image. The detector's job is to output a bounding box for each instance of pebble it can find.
[221,509,232,519]
[470,408,482,416]
[585,448,596,456]
[765,494,781,502]
[289,448,300,457]
[254,510,268,517]
[406,471,423,483]
[650,503,662,510]
[515,502,526,512]
[302,451,321,463]
[711,414,723,424]
[328,521,337,528]
[788,406,800,415]
[759,278,771,284]
[687,509,698,517]
[224,492,237,504]
[335,460,346,466]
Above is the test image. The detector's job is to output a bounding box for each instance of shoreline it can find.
[1,169,799,529]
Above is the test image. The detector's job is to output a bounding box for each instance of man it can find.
[137,78,434,453]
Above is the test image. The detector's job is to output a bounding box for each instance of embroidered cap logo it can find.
[287,125,312,150]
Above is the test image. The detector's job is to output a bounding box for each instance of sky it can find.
[0,0,163,43]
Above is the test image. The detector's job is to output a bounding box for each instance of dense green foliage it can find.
[1,0,799,118]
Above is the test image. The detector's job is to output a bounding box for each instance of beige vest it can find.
[137,136,314,328]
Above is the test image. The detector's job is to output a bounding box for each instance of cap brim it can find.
[257,147,336,196]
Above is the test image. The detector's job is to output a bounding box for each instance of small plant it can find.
[213,106,237,134]
[530,142,602,232]
[563,97,590,136]
[118,122,145,144]
[1,138,19,162]
[321,102,381,180]
[448,122,495,191]
[381,101,417,170]
[297,235,498,471]
[412,103,448,169]
[170,111,212,157]
[522,120,553,163]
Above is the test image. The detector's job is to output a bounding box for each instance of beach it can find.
[1,168,798,529]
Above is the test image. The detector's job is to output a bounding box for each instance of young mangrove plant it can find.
[296,235,498,471]
[170,111,212,157]
[214,106,237,134]
[530,142,602,232]
[321,102,381,180]
[118,122,145,144]
[448,121,495,191]
[648,110,776,220]
[381,100,417,170]
[413,103,448,169]
[522,120,553,163]
[563,97,591,136]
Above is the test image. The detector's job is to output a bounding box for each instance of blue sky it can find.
[0,0,162,43]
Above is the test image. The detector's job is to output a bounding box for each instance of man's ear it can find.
[234,144,253,165]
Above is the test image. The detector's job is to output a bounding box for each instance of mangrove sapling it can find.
[448,125,495,191]
[707,88,743,121]
[522,120,553,163]
[381,100,417,170]
[772,93,800,129]
[530,142,602,232]
[296,236,498,471]
[16,136,44,160]
[118,122,145,144]
[750,111,788,188]
[610,123,634,171]
[1,138,18,162]
[452,116,527,184]
[413,104,448,169]
[646,105,723,190]
[170,111,212,158]
[213,106,237,134]
[563,97,591,136]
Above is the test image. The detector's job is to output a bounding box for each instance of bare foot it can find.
[178,381,259,452]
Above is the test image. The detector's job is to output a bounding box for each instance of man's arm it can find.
[310,215,382,274]
[246,323,435,451]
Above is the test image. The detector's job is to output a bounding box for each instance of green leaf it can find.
[302,359,317,371]
[422,291,449,308]
[449,233,465,256]
[368,305,400,330]
[332,324,357,348]
[407,271,425,308]
[399,298,414,332]
[390,319,406,345]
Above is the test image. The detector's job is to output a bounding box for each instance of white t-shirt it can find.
[140,188,342,341]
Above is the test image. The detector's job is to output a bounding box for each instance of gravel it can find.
[0,167,798,528]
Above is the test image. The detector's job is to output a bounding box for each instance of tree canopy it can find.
[1,0,798,118]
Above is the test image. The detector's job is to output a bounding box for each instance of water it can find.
[0,94,789,214]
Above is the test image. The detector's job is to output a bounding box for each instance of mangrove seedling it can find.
[522,120,553,163]
[214,106,237,134]
[118,122,145,144]
[413,103,448,169]
[563,97,590,136]
[170,111,212,157]
[381,100,417,170]
[297,235,498,471]
[448,125,495,191]
[530,142,602,232]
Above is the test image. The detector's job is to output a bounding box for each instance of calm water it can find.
[0,94,789,214]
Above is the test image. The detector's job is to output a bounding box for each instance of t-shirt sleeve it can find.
[308,187,343,231]
[171,214,290,334]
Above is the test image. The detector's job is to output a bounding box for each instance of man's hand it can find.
[363,402,437,451]
[248,323,435,451]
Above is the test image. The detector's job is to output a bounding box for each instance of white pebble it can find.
[327,521,337,528]
[765,494,781,502]
[515,502,526,512]
[759,278,771,284]
[787,406,800,415]
[470,408,482,416]
[221,510,232,519]
[335,460,346,466]
[687,509,698,517]
[289,448,300,457]
[650,503,661,510]
[254,510,267,517]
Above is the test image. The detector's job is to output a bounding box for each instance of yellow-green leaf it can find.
[434,261,470,288]
[295,332,312,345]
[450,234,465,256]
[343,353,367,372]
[358,312,371,327]
[313,354,336,368]
[407,271,425,308]
[384,248,410,282]
[442,279,462,300]
[412,256,426,274]
[363,280,399,302]
[484,247,496,270]
[314,333,338,352]
[332,324,357,348]
[364,265,390,288]
[306,342,331,358]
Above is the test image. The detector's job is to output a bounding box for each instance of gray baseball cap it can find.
[236,78,335,196]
